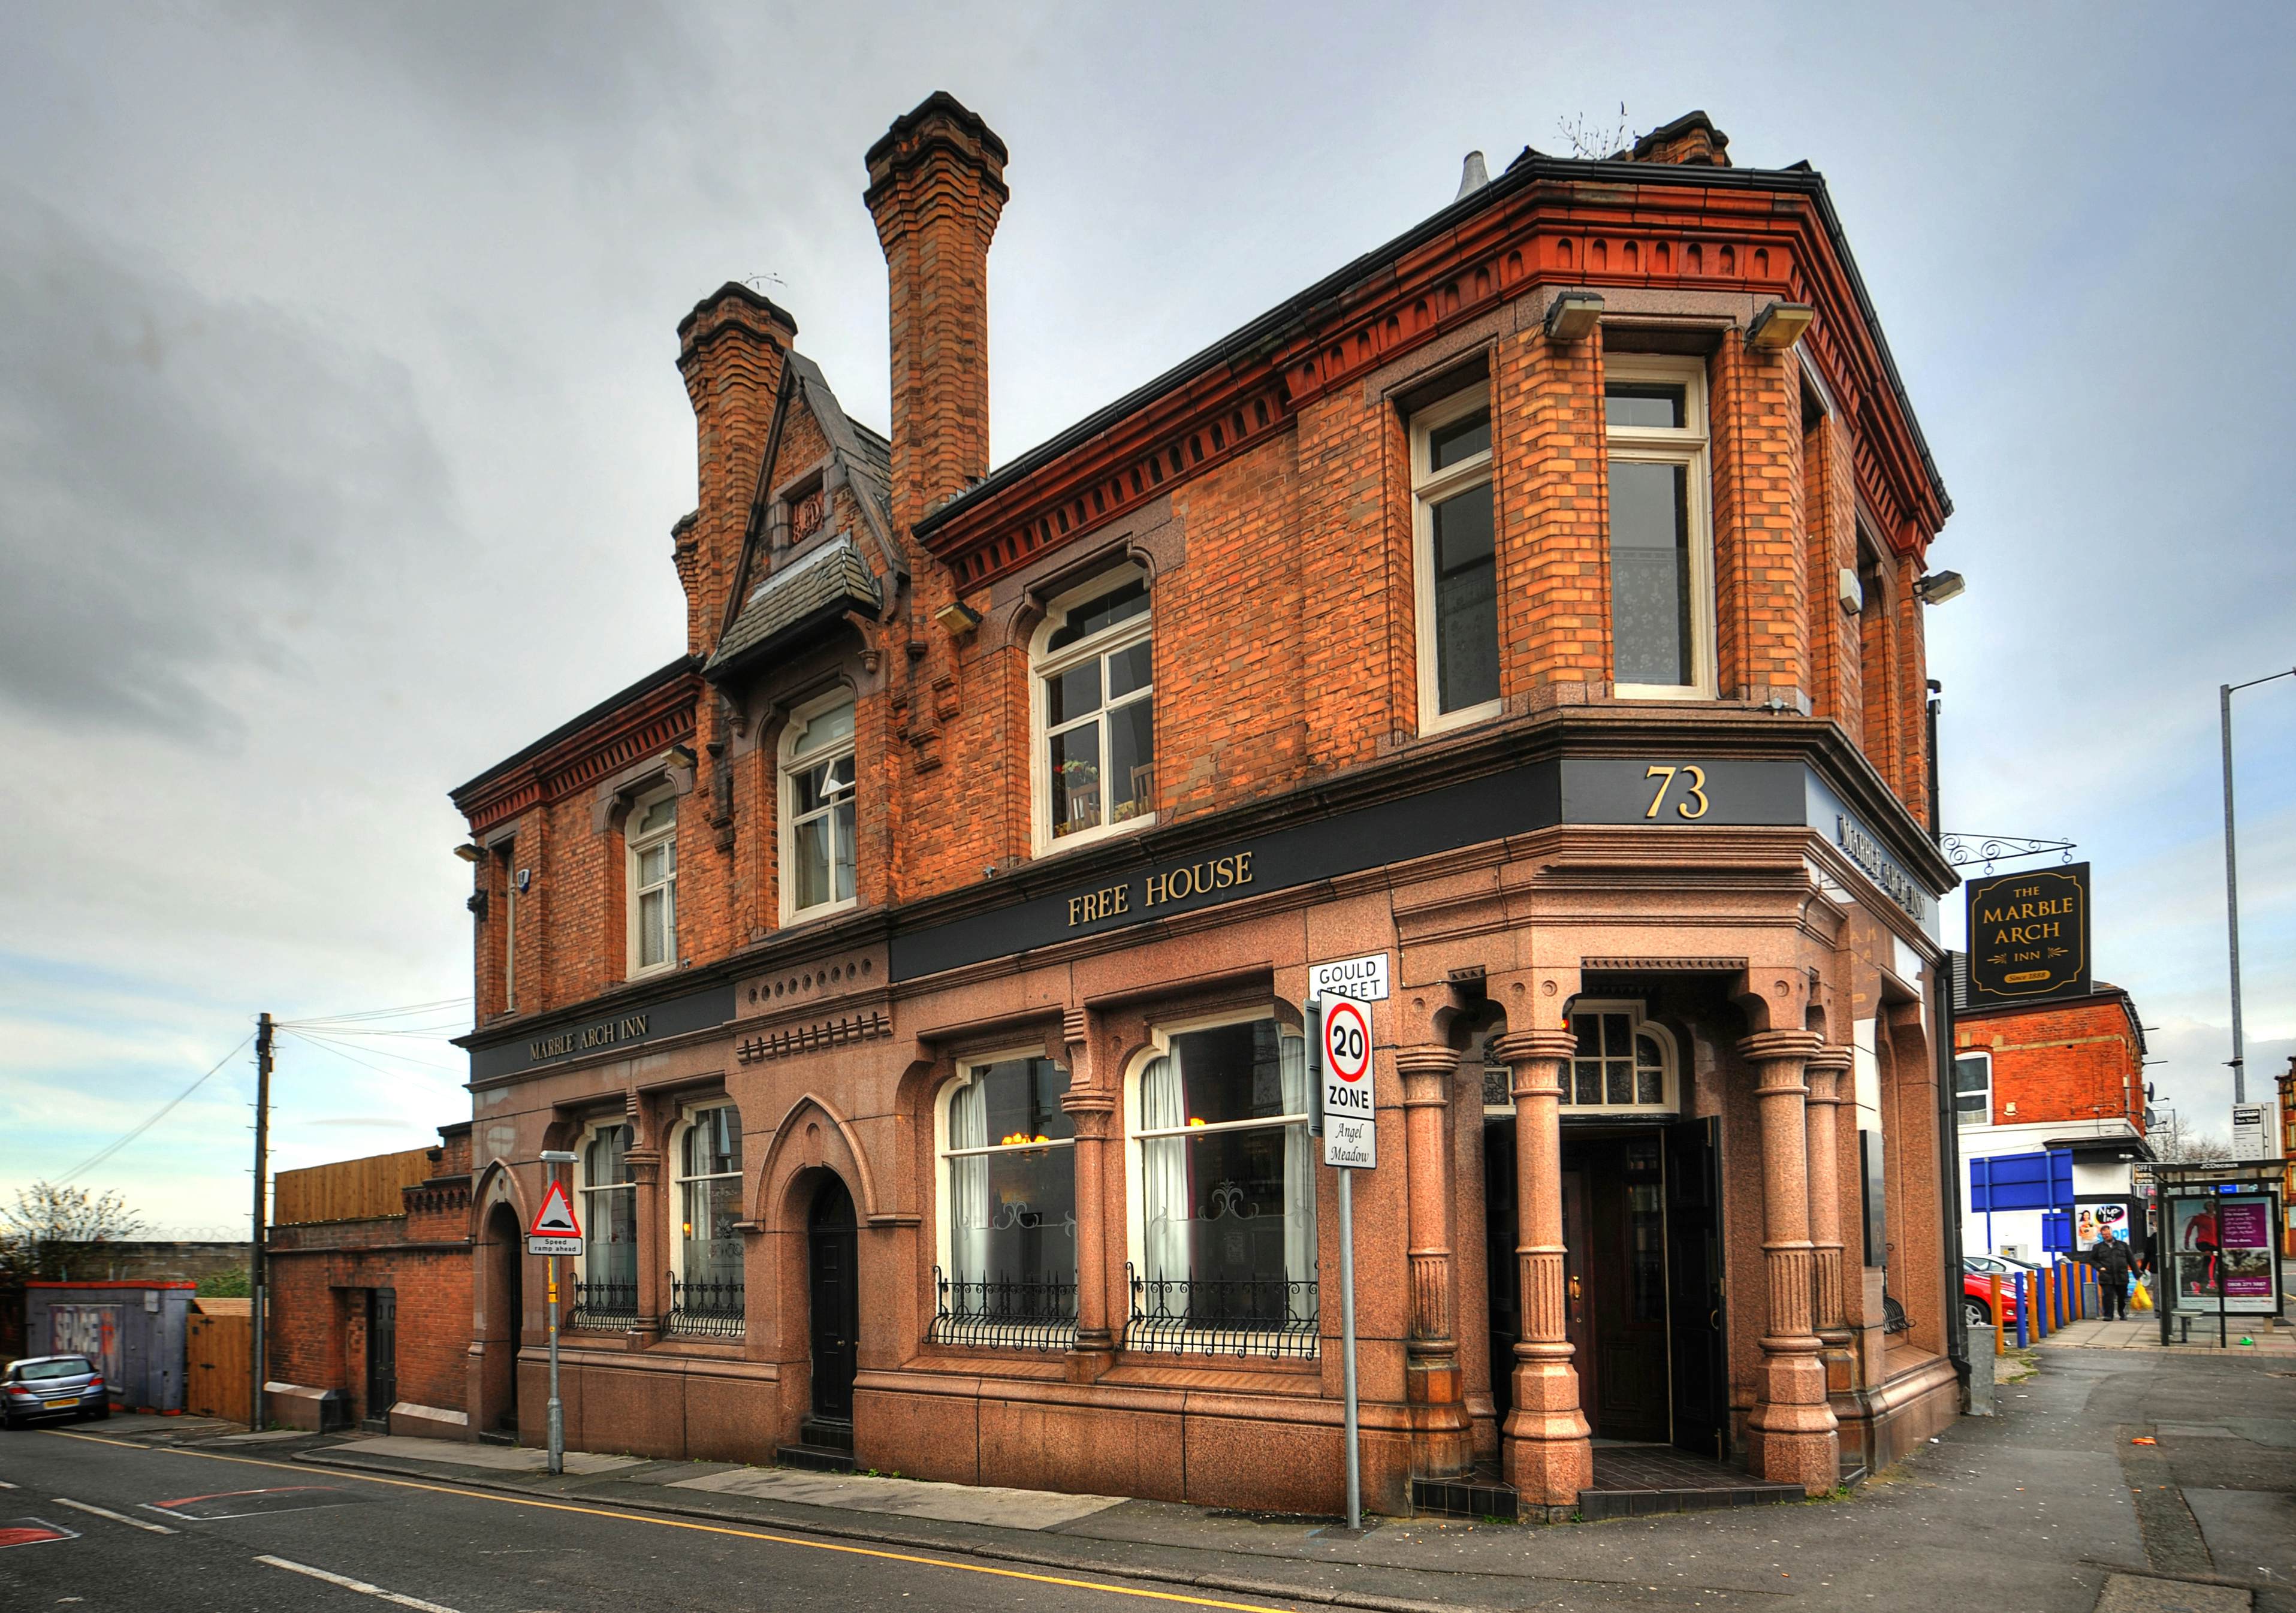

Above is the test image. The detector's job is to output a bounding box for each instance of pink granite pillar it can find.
[1739,1029,1838,1490]
[1494,1029,1592,1507]
[1397,1043,1470,1475]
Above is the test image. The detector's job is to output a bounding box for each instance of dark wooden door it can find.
[1561,1167,1596,1424]
[1483,1120,1518,1424]
[808,1178,859,1421]
[1588,1137,1671,1442]
[365,1288,398,1426]
[1665,1117,1728,1461]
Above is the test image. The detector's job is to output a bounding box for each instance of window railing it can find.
[569,1277,638,1331]
[665,1273,745,1339]
[1124,1264,1319,1359]
[928,1267,1078,1351]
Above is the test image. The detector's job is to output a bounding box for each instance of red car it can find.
[1961,1257,2026,1328]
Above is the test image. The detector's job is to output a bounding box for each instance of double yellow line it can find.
[40,1430,1296,1612]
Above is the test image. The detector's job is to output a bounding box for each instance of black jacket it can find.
[2091,1239,2135,1280]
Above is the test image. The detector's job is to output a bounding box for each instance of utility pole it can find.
[251,1013,273,1431]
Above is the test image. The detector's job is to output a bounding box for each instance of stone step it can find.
[776,1442,856,1473]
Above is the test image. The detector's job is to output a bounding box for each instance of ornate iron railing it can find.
[569,1276,637,1331]
[928,1267,1077,1351]
[665,1273,746,1338]
[1124,1263,1319,1358]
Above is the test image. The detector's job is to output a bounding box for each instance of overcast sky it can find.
[3,3,2291,1233]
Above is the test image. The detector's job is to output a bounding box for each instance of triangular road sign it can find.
[529,1180,582,1240]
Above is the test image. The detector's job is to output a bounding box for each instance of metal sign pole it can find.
[1338,1162,1360,1533]
[547,1252,563,1475]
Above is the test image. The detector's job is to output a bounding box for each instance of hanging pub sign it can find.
[1965,861,2091,1008]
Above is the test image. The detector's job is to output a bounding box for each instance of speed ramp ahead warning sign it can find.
[527,1179,583,1256]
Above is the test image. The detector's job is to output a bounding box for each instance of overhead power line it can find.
[59,1030,257,1185]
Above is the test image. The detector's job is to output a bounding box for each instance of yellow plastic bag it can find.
[2129,1279,2153,1313]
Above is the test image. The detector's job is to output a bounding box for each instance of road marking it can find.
[0,1478,19,1488]
[40,1430,1298,1612]
[50,1497,176,1535]
[257,1555,461,1612]
[0,1518,79,1549]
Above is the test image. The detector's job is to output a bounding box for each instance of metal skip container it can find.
[22,1282,195,1412]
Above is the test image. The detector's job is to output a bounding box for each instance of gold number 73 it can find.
[1644,764,1710,820]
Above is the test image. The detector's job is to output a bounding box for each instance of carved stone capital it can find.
[1803,1046,1853,1104]
[1736,1029,1825,1065]
[1395,1044,1460,1107]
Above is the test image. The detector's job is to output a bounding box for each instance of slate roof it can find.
[707,532,881,679]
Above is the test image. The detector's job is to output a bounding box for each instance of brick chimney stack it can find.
[676,282,798,656]
[864,92,1009,535]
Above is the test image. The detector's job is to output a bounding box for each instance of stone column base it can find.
[1745,1350,1839,1493]
[1501,1357,1592,1505]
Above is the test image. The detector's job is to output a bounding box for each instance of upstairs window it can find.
[1953,1052,1992,1128]
[1605,358,1714,698]
[627,789,678,977]
[783,692,858,921]
[1411,383,1501,730]
[1034,570,1154,851]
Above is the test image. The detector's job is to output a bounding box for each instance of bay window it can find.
[1129,1014,1317,1356]
[782,691,857,921]
[934,1055,1076,1348]
[1034,570,1154,851]
[1411,383,1501,730]
[1604,358,1714,698]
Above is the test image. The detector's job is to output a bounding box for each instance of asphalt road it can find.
[0,1425,1313,1613]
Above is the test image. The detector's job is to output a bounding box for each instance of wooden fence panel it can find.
[186,1312,251,1425]
[273,1147,433,1225]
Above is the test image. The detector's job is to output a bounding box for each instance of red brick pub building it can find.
[447,96,1962,1516]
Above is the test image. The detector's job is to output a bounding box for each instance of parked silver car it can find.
[2,1354,111,1428]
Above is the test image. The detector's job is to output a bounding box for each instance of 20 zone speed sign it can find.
[1320,996,1375,1168]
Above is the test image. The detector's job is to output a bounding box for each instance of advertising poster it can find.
[2171,1195,2277,1315]
[2075,1204,2129,1246]
[49,1303,122,1380]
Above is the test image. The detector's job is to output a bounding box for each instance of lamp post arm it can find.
[2220,666,2296,1107]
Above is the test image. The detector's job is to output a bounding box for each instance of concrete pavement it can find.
[6,1339,2292,1612]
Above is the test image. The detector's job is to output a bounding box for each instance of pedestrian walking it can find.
[2090,1233,2135,1320]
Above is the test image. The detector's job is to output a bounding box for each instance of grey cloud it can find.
[0,192,451,742]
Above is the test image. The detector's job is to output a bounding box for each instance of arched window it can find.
[1127,1013,1316,1356]
[782,690,857,922]
[933,1054,1076,1349]
[1561,1002,1679,1114]
[668,1101,744,1337]
[574,1120,637,1328]
[626,787,678,977]
[1033,568,1154,852]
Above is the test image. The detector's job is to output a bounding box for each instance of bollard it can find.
[2016,1271,2029,1347]
[1992,1274,2005,1357]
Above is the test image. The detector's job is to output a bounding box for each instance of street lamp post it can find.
[2220,667,2296,1104]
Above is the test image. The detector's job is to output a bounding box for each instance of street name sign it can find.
[527,1179,584,1256]
[1320,995,1376,1168]
[1307,953,1390,1002]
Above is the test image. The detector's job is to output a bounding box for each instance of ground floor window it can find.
[1129,1015,1317,1356]
[668,1102,744,1337]
[934,1055,1078,1349]
[575,1121,638,1329]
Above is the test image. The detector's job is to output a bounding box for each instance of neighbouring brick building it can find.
[441,95,1964,1515]
[264,1128,473,1435]
[1950,961,2152,1283]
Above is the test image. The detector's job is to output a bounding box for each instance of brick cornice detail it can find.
[918,175,1945,594]
[460,677,700,833]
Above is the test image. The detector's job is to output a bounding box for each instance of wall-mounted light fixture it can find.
[1543,291,1604,342]
[1912,570,1967,606]
[1837,567,1863,615]
[1745,301,1815,351]
[935,600,982,638]
[452,843,482,863]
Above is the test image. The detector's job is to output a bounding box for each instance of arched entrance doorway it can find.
[479,1202,523,1439]
[807,1176,858,1425]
